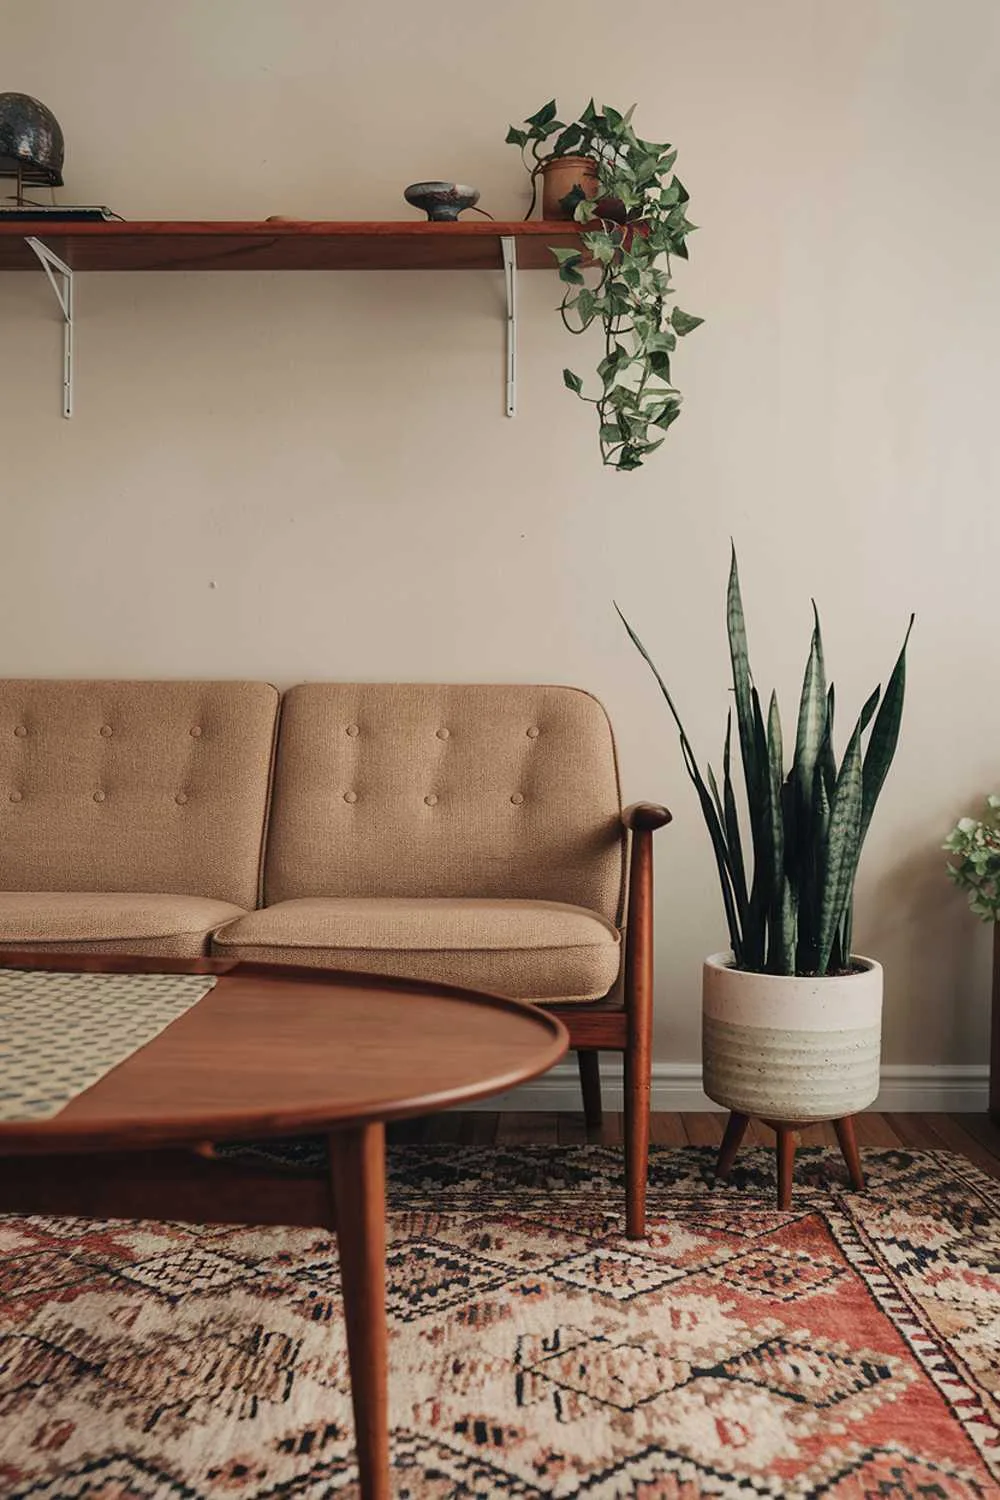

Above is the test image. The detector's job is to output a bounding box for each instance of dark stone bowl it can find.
[403,181,480,222]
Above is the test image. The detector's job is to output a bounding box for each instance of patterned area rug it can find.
[2,1147,1000,1498]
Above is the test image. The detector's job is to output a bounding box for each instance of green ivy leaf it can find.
[576,288,597,323]
[671,308,704,336]
[582,230,617,264]
[553,123,584,155]
[599,423,622,443]
[525,100,558,129]
[652,400,682,429]
[562,368,584,394]
[505,127,529,147]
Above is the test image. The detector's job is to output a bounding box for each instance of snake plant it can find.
[619,549,913,975]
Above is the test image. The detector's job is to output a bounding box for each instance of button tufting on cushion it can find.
[436,728,450,740]
[526,726,540,739]
[175,792,188,805]
[261,684,624,919]
[510,792,524,805]
[424,793,438,806]
[190,725,202,738]
[343,790,358,804]
[93,790,106,803]
[9,790,22,802]
[346,724,360,737]
[0,679,279,911]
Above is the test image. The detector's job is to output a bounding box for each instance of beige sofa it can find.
[0,679,670,1234]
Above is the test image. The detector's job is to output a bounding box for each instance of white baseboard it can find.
[468,1060,990,1114]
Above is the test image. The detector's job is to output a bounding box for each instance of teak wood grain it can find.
[0,953,568,1154]
[0,220,589,273]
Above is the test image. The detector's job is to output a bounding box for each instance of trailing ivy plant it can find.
[618,549,913,975]
[944,797,1000,922]
[506,99,702,472]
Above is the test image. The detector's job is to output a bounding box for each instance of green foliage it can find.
[506,99,701,472]
[618,549,913,975]
[944,796,1000,922]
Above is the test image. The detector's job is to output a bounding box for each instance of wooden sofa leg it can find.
[577,1050,603,1130]
[624,1046,650,1239]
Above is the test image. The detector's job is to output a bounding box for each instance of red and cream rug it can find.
[2,1146,1000,1497]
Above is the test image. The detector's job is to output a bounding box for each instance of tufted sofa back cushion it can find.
[264,684,625,923]
[0,681,279,908]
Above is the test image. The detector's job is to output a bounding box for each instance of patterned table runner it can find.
[1,970,217,1122]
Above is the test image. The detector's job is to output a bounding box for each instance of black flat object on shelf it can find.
[0,205,116,221]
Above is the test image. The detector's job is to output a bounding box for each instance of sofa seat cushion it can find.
[0,891,247,958]
[213,897,621,1003]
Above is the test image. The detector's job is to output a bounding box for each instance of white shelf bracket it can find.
[25,236,74,418]
[501,234,516,418]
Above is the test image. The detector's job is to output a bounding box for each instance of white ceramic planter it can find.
[702,952,883,1122]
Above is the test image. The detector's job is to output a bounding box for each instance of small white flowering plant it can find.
[944,795,1000,922]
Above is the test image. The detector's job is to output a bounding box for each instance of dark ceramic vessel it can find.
[0,92,64,186]
[403,181,479,222]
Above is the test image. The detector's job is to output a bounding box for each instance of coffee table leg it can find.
[328,1122,390,1500]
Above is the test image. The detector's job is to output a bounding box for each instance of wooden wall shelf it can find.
[0,220,585,418]
[0,219,584,273]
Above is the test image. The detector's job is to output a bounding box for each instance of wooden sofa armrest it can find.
[619,799,671,1237]
[622,802,672,833]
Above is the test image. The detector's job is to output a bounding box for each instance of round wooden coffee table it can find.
[0,953,568,1500]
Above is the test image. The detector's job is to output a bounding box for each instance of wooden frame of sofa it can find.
[549,800,671,1239]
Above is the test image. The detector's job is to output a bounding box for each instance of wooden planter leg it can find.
[715,1111,750,1183]
[577,1050,603,1130]
[834,1115,865,1190]
[777,1125,797,1209]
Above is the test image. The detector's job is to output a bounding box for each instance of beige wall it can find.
[3,0,998,1069]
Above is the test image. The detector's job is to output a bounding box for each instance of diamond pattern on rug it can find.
[1,970,216,1121]
[704,1246,847,1303]
[2,1148,1000,1498]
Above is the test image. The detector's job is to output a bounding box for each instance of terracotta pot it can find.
[540,155,599,219]
[702,953,883,1122]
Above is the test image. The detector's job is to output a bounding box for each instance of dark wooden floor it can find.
[390,1111,1000,1179]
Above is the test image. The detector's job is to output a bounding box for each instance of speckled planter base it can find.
[702,953,883,1122]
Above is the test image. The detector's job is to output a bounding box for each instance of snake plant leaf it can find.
[615,603,743,958]
[727,548,759,800]
[860,615,914,846]
[793,603,827,805]
[858,685,881,738]
[722,710,749,929]
[797,763,831,973]
[742,684,772,970]
[707,762,726,829]
[821,684,837,800]
[776,875,797,975]
[817,716,864,974]
[765,691,788,973]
